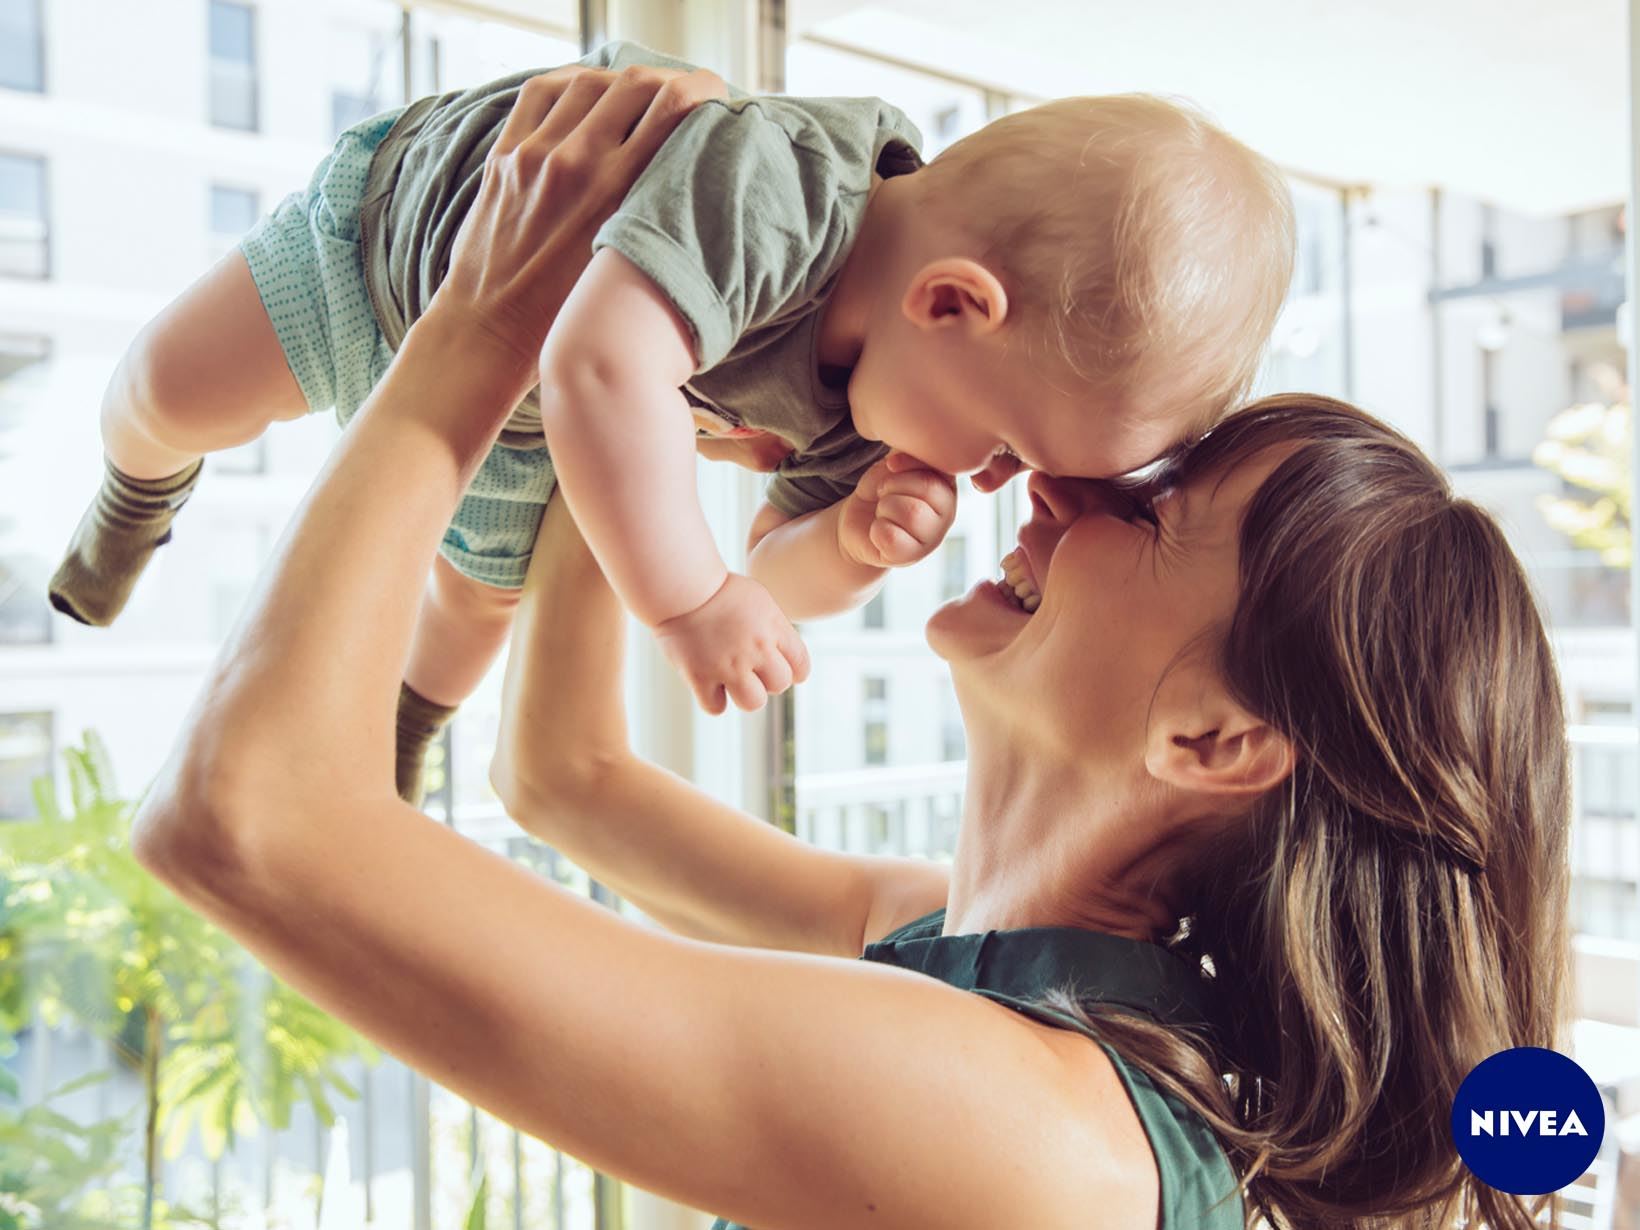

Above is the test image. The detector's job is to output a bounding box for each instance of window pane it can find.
[0,152,47,278]
[785,41,989,157]
[0,0,44,92]
[330,2,406,138]
[0,333,51,644]
[0,710,51,817]
[208,1,257,130]
[208,0,254,64]
[208,184,259,236]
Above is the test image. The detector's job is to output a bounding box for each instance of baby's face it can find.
[847,332,1186,482]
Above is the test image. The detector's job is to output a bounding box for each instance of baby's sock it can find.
[396,681,458,807]
[48,457,205,626]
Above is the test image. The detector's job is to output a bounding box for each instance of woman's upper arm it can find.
[217,803,1145,1229]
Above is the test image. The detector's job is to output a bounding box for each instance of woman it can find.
[132,69,1571,1230]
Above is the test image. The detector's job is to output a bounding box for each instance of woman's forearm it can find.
[132,312,526,862]
[492,495,877,957]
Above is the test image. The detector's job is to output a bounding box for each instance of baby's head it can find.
[848,94,1295,480]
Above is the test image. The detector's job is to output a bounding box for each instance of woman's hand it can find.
[428,65,728,398]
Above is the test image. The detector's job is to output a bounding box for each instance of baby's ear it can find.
[902,259,1009,334]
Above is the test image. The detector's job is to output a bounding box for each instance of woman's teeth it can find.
[999,549,1041,613]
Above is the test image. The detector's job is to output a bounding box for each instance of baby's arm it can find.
[748,454,959,622]
[538,248,807,712]
[538,248,722,622]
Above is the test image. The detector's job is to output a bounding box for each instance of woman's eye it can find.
[1122,496,1159,527]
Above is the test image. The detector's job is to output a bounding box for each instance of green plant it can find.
[0,733,378,1229]
[1534,395,1631,567]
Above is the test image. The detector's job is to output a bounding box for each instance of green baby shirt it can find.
[358,41,923,517]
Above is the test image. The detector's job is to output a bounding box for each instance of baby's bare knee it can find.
[429,557,522,622]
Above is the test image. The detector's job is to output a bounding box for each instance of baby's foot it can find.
[48,458,204,626]
[396,682,458,807]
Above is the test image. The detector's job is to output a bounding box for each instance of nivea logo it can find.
[1467,1109,1589,1137]
[1451,1047,1605,1194]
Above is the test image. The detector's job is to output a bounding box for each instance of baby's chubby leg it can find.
[397,555,523,804]
[51,251,309,624]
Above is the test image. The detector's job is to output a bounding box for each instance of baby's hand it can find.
[838,452,958,569]
[654,573,811,714]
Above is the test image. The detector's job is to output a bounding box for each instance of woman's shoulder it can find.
[1018,1010,1244,1230]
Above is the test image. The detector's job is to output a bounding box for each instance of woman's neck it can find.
[942,739,1191,944]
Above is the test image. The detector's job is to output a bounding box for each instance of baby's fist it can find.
[838,452,958,569]
[654,573,810,714]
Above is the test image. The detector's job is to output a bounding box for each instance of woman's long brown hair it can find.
[1046,394,1573,1228]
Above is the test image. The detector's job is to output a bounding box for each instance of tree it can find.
[0,734,377,1229]
[1534,392,1632,568]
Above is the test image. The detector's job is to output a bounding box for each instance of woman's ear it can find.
[1145,686,1295,800]
[902,259,1009,335]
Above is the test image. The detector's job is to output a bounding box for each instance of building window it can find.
[330,17,406,139]
[862,676,889,766]
[208,0,259,132]
[0,152,48,279]
[0,711,52,819]
[209,184,260,238]
[0,557,50,646]
[0,0,44,93]
[1479,203,1498,280]
[1480,347,1501,459]
[940,684,965,761]
[940,534,967,602]
[861,590,886,630]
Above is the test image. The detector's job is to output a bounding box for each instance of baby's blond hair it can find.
[927,95,1295,434]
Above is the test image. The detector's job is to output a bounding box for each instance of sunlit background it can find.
[1,1,1637,1227]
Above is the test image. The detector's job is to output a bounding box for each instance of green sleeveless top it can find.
[709,909,1243,1230]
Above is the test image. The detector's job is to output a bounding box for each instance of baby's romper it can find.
[239,40,921,589]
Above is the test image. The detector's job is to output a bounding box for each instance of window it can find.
[861,590,885,629]
[862,676,888,766]
[209,184,260,238]
[0,0,44,93]
[0,557,49,646]
[939,534,967,602]
[330,10,405,138]
[0,152,48,278]
[0,333,52,644]
[940,684,965,762]
[1480,346,1501,459]
[208,0,259,131]
[1479,203,1498,280]
[0,710,52,818]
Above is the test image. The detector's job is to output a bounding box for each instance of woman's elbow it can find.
[129,739,271,896]
[489,736,623,837]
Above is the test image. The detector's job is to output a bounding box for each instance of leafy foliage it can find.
[0,733,378,1222]
[1534,395,1631,567]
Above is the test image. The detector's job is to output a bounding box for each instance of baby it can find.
[49,42,1294,804]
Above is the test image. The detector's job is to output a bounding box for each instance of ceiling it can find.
[789,0,1629,214]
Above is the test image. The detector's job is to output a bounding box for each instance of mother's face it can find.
[928,454,1282,765]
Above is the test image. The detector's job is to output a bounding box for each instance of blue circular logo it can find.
[1451,1047,1605,1194]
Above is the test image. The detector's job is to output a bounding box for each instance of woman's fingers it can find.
[571,66,672,148]
[622,69,727,166]
[493,68,589,156]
